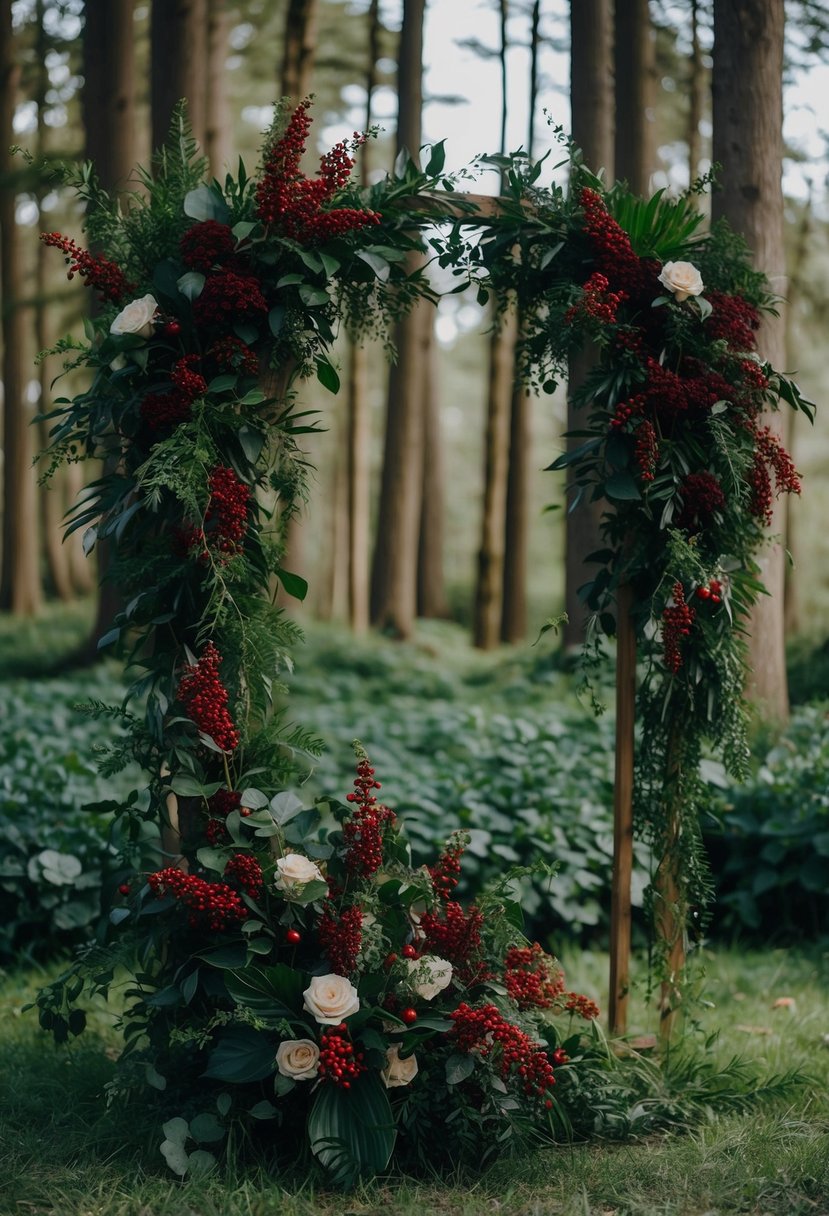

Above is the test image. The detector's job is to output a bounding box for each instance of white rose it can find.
[405,954,453,1001]
[275,1038,320,1080]
[110,293,158,339]
[657,261,704,303]
[303,974,360,1024]
[274,852,323,892]
[382,1044,419,1088]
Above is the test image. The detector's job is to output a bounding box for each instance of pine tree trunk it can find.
[614,0,657,195]
[688,0,704,183]
[782,190,812,639]
[151,0,208,152]
[205,0,232,177]
[370,0,427,638]
[417,332,448,618]
[280,0,319,101]
[712,0,788,720]
[564,0,614,649]
[0,5,40,615]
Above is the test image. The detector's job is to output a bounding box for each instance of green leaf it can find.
[169,775,223,798]
[196,941,248,969]
[355,249,391,282]
[225,964,309,1026]
[184,184,231,223]
[203,1027,276,1083]
[195,847,228,873]
[162,1117,189,1145]
[160,1137,190,1176]
[238,425,264,465]
[240,787,269,810]
[268,305,285,336]
[445,1053,475,1085]
[269,790,304,825]
[186,1150,217,1179]
[276,567,308,602]
[604,470,642,501]
[308,1072,396,1184]
[232,220,258,240]
[177,271,205,301]
[189,1112,226,1143]
[316,357,340,395]
[298,284,329,307]
[425,139,446,176]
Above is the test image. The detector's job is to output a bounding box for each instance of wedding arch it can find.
[33,102,810,1182]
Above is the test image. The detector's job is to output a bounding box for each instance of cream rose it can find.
[405,954,453,1001]
[657,261,703,303]
[110,293,158,339]
[275,1038,320,1080]
[274,852,323,892]
[381,1044,419,1088]
[303,974,360,1024]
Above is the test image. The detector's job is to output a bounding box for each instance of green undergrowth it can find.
[1,947,826,1216]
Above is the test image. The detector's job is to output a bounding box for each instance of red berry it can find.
[401,1007,418,1024]
[118,882,130,896]
[696,587,711,600]
[286,928,301,944]
[164,320,182,337]
[240,807,252,817]
[384,953,398,968]
[402,944,418,959]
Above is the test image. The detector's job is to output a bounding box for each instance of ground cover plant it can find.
[2,946,826,1216]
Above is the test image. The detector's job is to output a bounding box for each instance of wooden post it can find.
[608,580,636,1036]
[656,759,686,1043]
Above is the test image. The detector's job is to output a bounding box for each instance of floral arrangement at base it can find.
[35,746,599,1185]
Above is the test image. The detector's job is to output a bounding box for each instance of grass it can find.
[2,946,827,1216]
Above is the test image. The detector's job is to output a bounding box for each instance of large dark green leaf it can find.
[202,1026,276,1083]
[308,1072,396,1186]
[224,963,309,1027]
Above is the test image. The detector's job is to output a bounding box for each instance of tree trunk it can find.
[280,0,319,102]
[0,4,40,615]
[712,0,788,720]
[205,0,232,177]
[417,332,448,618]
[501,0,541,645]
[564,0,614,649]
[370,0,427,637]
[150,0,208,153]
[782,188,812,639]
[614,0,657,195]
[474,311,517,649]
[688,0,704,183]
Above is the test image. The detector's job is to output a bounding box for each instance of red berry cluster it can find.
[564,992,601,1020]
[317,1024,366,1088]
[739,358,769,393]
[634,419,658,481]
[254,98,380,245]
[318,902,363,975]
[662,582,696,674]
[749,426,801,525]
[579,189,654,300]
[609,394,645,430]
[343,758,395,878]
[705,290,760,352]
[208,335,259,377]
[420,901,489,985]
[41,231,134,302]
[176,641,240,751]
[171,354,208,400]
[676,470,726,531]
[565,271,627,325]
[696,578,723,605]
[503,943,565,1010]
[205,465,250,555]
[428,833,466,901]
[141,390,193,432]
[450,1002,556,1103]
[180,220,236,273]
[224,852,263,899]
[147,867,248,930]
[193,270,268,328]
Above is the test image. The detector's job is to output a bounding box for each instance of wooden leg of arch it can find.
[608,581,636,1037]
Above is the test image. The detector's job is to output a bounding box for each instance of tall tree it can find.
[501,0,542,644]
[712,0,789,719]
[205,0,232,177]
[473,0,515,650]
[417,332,448,618]
[345,0,380,633]
[688,0,705,183]
[150,0,208,152]
[280,0,319,102]
[0,1,41,614]
[563,0,614,648]
[614,0,657,194]
[370,0,428,637]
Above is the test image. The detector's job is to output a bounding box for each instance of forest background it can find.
[2,0,828,677]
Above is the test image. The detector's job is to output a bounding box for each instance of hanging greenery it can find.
[31,104,601,1184]
[453,137,814,961]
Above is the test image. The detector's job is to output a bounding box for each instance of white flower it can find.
[110,293,158,339]
[657,261,704,303]
[405,954,453,1001]
[274,852,323,892]
[381,1044,419,1088]
[303,974,360,1024]
[275,1038,320,1080]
